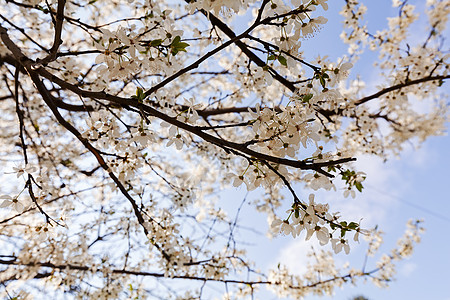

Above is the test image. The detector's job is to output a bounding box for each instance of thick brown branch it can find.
[40,67,355,175]
[51,97,95,112]
[354,75,449,106]
[0,25,354,177]
[320,75,450,118]
[199,3,297,93]
[38,0,66,65]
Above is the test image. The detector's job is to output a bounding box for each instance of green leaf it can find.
[348,222,359,230]
[355,181,364,192]
[172,36,181,45]
[340,221,348,227]
[150,39,163,47]
[319,76,326,88]
[277,55,287,66]
[170,36,190,56]
[132,87,145,102]
[176,42,190,49]
[268,55,276,60]
[302,93,313,103]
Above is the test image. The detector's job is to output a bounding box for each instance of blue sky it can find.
[221,1,450,299]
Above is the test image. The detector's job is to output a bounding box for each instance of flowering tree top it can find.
[0,0,447,298]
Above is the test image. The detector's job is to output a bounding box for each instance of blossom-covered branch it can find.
[0,0,447,298]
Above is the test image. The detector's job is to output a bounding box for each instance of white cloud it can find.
[272,153,408,275]
[326,154,405,227]
[272,238,319,276]
[399,262,417,277]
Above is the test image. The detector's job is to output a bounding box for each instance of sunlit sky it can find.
[223,1,450,299]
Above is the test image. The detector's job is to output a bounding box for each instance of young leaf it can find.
[277,55,287,66]
[355,181,364,192]
[302,93,314,103]
[150,39,163,47]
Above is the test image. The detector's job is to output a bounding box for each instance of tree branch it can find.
[354,75,450,106]
[0,256,379,290]
[198,3,297,93]
[37,0,66,65]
